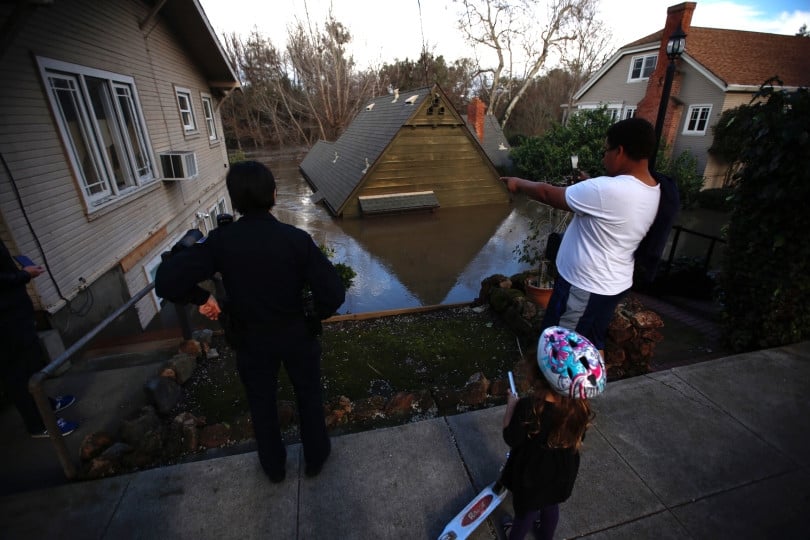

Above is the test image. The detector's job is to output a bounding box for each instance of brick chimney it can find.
[636,2,696,151]
[467,98,486,141]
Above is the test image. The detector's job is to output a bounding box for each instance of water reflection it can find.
[265,153,535,314]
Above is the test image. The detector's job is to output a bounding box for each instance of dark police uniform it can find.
[156,212,345,479]
[0,239,47,434]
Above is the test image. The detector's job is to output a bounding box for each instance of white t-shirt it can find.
[557,175,661,295]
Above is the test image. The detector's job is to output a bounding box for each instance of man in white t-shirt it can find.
[501,118,661,352]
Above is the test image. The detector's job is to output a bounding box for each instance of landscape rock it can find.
[192,328,214,345]
[458,372,489,406]
[167,353,197,384]
[178,339,202,357]
[200,423,230,449]
[385,392,415,416]
[352,395,387,422]
[80,431,114,462]
[144,376,182,415]
[119,406,161,445]
[101,442,134,460]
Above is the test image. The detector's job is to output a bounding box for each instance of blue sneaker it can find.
[30,417,79,438]
[51,395,76,413]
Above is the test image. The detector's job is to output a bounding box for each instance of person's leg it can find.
[282,331,330,474]
[573,290,627,351]
[533,504,560,540]
[541,276,572,330]
[236,341,286,481]
[505,509,539,540]
[1,331,47,434]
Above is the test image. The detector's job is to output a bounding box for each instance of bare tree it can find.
[558,14,613,115]
[285,15,377,142]
[377,52,477,110]
[455,0,607,129]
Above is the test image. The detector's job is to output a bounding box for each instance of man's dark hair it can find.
[226,160,276,214]
[606,118,656,161]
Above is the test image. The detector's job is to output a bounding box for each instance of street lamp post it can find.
[650,24,687,171]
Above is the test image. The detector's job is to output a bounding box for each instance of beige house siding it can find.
[576,47,657,116]
[670,62,725,179]
[0,0,232,333]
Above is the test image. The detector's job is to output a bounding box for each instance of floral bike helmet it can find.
[538,326,606,399]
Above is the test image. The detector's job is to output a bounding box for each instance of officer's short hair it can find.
[606,118,656,161]
[226,161,276,213]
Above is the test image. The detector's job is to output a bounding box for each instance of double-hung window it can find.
[628,54,657,82]
[175,87,197,132]
[683,105,712,135]
[38,57,155,209]
[200,94,218,141]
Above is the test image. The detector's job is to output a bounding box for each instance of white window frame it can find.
[683,104,713,135]
[205,197,229,232]
[175,87,197,133]
[144,252,164,310]
[623,106,637,120]
[200,93,218,142]
[627,54,657,82]
[37,57,156,210]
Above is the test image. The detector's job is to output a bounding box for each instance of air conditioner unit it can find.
[160,151,198,180]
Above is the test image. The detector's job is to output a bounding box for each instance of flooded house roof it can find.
[300,85,509,217]
[461,113,512,170]
[300,87,433,215]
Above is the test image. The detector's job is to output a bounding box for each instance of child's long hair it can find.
[523,360,594,450]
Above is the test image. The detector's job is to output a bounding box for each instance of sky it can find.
[198,0,810,70]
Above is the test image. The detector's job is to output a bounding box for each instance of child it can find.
[500,326,606,539]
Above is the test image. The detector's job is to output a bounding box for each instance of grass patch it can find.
[178,306,520,425]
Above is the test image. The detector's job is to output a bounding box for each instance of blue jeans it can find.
[541,275,626,350]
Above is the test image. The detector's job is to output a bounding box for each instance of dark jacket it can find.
[501,398,582,515]
[155,212,345,330]
[0,239,35,329]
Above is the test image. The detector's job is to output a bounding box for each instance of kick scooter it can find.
[436,372,517,540]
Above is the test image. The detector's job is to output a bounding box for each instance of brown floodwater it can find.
[258,151,536,314]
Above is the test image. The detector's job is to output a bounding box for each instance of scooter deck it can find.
[437,481,508,540]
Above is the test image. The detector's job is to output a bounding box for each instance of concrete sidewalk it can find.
[1,342,808,539]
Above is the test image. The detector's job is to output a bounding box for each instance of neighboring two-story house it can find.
[569,1,810,188]
[0,0,239,346]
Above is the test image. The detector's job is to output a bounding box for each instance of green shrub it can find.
[509,108,613,182]
[655,144,704,209]
[719,83,810,352]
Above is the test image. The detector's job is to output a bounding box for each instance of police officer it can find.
[156,161,345,483]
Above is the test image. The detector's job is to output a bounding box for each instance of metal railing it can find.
[663,225,726,275]
[27,281,193,479]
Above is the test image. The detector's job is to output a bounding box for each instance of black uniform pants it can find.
[236,325,330,478]
[1,322,46,433]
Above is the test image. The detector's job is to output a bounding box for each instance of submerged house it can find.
[0,0,239,345]
[300,85,510,218]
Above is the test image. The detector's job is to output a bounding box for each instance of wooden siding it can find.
[0,0,232,327]
[671,62,726,178]
[343,126,509,218]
